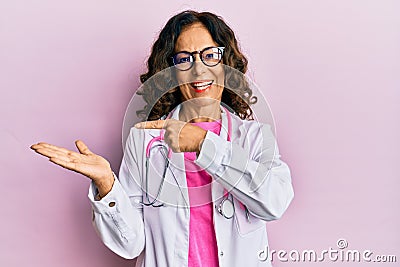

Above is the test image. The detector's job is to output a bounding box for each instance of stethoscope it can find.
[140,105,242,220]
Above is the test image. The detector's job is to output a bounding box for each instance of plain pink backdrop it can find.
[1,1,399,266]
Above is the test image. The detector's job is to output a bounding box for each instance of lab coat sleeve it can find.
[88,128,145,259]
[195,122,294,221]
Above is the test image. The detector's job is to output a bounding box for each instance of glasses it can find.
[172,46,225,71]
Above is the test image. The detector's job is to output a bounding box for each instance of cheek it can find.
[213,67,225,86]
[175,72,191,98]
[214,84,224,98]
[175,71,190,84]
[179,84,192,99]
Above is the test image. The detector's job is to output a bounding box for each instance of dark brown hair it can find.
[137,10,257,120]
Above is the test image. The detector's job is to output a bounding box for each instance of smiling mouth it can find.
[190,80,213,93]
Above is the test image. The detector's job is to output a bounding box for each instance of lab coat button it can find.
[220,251,224,256]
[108,201,116,207]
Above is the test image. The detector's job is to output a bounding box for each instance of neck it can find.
[179,101,221,123]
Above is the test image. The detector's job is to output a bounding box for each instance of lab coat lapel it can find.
[165,105,189,207]
[211,107,229,202]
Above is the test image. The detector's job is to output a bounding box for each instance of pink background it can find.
[1,1,399,266]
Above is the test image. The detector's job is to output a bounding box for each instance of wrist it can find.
[94,171,115,199]
[196,130,207,156]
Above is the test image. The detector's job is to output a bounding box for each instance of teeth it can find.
[193,82,211,87]
[191,81,213,90]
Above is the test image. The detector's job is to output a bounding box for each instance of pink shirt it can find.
[184,120,222,267]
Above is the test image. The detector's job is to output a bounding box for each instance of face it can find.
[174,23,225,105]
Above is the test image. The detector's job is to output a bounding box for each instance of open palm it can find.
[30,140,114,196]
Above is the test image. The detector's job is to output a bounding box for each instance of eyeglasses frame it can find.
[171,46,225,71]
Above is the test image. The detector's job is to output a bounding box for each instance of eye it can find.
[178,57,191,63]
[204,53,215,59]
[174,52,193,65]
[202,48,223,62]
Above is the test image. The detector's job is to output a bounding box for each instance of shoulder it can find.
[230,112,273,135]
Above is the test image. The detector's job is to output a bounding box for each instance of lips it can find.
[190,80,213,93]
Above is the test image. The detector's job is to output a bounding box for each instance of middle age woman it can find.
[31,10,294,267]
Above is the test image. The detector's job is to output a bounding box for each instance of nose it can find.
[191,54,206,76]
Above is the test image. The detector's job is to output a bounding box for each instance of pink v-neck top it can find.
[184,120,222,267]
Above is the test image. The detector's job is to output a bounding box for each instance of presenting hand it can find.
[30,140,114,198]
[135,119,207,154]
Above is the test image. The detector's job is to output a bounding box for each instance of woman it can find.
[31,10,294,267]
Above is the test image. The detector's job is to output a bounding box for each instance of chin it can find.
[182,95,221,107]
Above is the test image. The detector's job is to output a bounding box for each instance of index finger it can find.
[135,120,168,129]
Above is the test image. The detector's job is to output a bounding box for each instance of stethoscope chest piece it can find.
[217,197,235,219]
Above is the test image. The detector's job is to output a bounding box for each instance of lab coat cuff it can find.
[88,178,125,214]
[195,131,229,175]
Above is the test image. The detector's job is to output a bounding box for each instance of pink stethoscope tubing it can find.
[142,105,247,218]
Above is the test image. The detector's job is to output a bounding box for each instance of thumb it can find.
[75,140,93,155]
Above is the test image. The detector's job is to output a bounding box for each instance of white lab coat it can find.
[88,104,294,267]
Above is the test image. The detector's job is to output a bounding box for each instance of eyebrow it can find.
[174,46,218,54]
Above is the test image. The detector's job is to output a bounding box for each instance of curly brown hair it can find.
[137,10,257,121]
